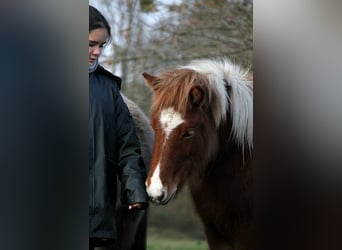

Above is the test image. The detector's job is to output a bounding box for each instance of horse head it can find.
[143,70,219,205]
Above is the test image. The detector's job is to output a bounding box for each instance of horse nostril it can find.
[150,190,165,204]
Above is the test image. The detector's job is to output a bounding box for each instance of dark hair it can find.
[89,5,111,38]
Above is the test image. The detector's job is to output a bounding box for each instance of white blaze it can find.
[146,164,165,198]
[160,107,184,138]
[147,107,184,198]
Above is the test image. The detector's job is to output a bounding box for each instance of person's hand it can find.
[128,202,146,210]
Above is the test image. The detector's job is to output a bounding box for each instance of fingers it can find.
[128,203,144,210]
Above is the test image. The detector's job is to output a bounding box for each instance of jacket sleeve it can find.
[114,90,149,207]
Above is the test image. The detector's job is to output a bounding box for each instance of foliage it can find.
[140,0,156,12]
[147,235,208,250]
[93,0,253,114]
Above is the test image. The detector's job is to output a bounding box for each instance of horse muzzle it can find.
[147,186,177,205]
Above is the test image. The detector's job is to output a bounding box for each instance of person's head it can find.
[89,5,111,66]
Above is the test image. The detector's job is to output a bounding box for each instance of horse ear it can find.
[142,72,158,89]
[190,86,205,107]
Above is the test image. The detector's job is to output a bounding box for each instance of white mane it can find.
[181,58,253,152]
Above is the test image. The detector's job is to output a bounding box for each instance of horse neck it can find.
[203,118,250,177]
[219,116,252,164]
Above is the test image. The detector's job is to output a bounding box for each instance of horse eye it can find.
[183,130,194,139]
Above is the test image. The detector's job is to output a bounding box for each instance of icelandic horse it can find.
[143,58,253,250]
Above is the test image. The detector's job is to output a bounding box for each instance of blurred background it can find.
[89,0,252,248]
[2,0,342,249]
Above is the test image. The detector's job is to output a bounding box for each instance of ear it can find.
[142,72,158,89]
[189,86,205,107]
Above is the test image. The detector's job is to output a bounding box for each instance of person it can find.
[89,5,148,250]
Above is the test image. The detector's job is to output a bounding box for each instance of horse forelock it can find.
[151,69,209,117]
[183,58,253,152]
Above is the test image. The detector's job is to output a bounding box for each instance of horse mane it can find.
[151,68,210,115]
[152,58,253,152]
[183,58,253,153]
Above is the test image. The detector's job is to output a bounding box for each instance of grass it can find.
[147,235,208,250]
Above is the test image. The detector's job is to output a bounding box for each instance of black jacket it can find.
[89,65,148,240]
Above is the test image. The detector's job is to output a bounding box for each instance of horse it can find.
[143,58,253,250]
[97,94,154,250]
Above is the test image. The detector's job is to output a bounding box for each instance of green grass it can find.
[147,236,208,250]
